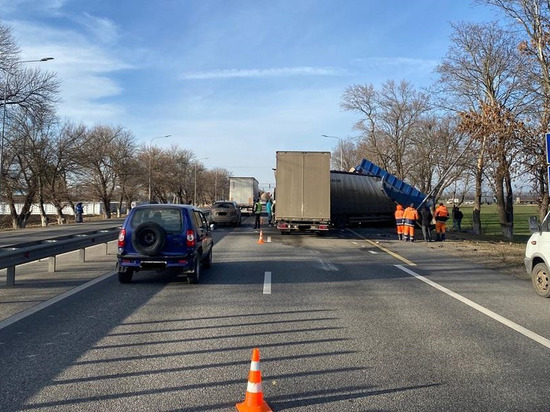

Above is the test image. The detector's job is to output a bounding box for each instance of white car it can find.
[525,213,550,297]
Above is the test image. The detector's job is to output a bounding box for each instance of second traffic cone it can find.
[236,348,272,412]
[257,230,265,244]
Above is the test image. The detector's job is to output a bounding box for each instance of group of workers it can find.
[394,202,450,242]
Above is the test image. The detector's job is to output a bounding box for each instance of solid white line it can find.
[0,272,115,331]
[263,271,272,295]
[395,264,550,349]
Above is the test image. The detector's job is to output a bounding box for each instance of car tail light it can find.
[319,225,329,230]
[186,229,196,247]
[118,229,126,248]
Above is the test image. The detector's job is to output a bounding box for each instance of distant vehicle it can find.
[275,151,331,235]
[116,204,213,284]
[446,198,460,204]
[229,177,259,214]
[525,213,550,297]
[210,201,241,226]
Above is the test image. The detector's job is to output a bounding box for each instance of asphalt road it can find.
[1,216,549,411]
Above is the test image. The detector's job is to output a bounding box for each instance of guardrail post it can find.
[6,266,15,286]
[48,256,56,272]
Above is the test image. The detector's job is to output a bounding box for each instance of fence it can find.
[0,202,128,216]
[0,227,120,286]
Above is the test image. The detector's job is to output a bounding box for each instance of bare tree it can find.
[341,80,432,183]
[437,21,529,239]
[45,121,87,223]
[0,18,59,219]
[77,125,135,218]
[479,0,550,217]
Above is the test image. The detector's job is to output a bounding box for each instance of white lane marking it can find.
[318,259,338,271]
[395,264,550,349]
[349,229,416,266]
[263,271,272,295]
[368,250,378,254]
[0,272,114,331]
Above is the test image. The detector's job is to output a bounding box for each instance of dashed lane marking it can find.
[263,271,272,295]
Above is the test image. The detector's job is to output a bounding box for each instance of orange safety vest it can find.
[435,205,449,222]
[403,206,419,227]
[394,205,404,227]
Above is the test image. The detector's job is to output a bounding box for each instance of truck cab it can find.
[525,212,550,297]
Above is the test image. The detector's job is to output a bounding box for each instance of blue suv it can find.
[116,204,213,284]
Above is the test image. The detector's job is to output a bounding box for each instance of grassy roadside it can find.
[451,203,538,243]
[436,203,539,280]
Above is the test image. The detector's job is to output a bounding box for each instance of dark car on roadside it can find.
[210,201,242,226]
[116,204,213,284]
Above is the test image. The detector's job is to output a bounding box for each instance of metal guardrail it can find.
[0,228,120,286]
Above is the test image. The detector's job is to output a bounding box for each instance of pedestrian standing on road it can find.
[454,207,463,232]
[420,205,433,242]
[75,202,84,223]
[403,203,419,242]
[266,197,273,226]
[435,202,449,241]
[394,204,405,240]
[253,199,262,229]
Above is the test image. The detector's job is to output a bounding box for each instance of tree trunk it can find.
[38,199,49,227]
[54,204,66,225]
[102,198,111,218]
[472,137,486,235]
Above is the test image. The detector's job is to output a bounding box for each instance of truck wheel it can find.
[118,269,134,284]
[187,255,200,284]
[532,262,550,297]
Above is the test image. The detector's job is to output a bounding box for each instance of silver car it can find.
[210,201,242,226]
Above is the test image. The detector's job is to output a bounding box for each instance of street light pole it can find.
[193,157,209,205]
[147,134,171,202]
[0,57,54,202]
[322,134,343,170]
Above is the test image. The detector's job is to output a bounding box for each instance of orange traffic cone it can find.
[257,230,265,244]
[236,348,272,412]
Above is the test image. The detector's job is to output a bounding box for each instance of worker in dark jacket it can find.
[420,205,433,242]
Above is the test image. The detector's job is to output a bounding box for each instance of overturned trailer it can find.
[330,171,395,227]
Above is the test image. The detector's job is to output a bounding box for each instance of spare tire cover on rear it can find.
[131,222,166,256]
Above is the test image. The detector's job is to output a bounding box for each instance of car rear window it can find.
[214,202,235,209]
[130,208,183,233]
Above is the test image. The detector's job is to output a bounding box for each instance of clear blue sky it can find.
[1,0,497,189]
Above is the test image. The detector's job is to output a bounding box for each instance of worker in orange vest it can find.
[435,202,449,241]
[394,204,405,240]
[403,203,419,242]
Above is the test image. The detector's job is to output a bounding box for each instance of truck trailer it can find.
[274,151,331,234]
[229,177,259,215]
[330,171,395,227]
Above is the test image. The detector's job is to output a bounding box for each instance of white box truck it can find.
[229,177,259,215]
[274,151,331,234]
